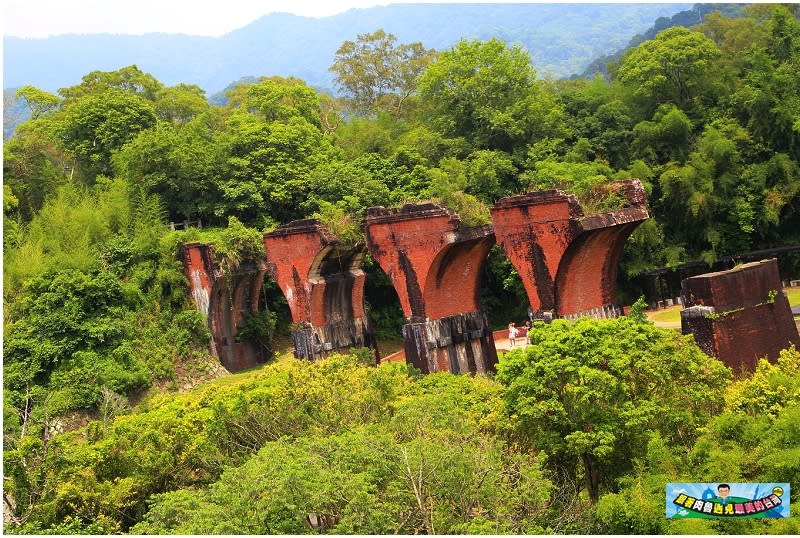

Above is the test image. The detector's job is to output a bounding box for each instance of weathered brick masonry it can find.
[180,243,267,371]
[492,179,649,318]
[181,182,651,373]
[681,259,799,371]
[263,219,375,360]
[365,203,498,374]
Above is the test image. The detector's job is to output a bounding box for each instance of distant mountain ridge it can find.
[4,3,689,95]
[580,3,746,78]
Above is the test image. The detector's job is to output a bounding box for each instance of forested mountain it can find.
[4,4,800,535]
[3,3,689,94]
[580,2,746,77]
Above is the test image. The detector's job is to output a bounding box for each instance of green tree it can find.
[112,113,225,222]
[58,65,163,103]
[60,90,158,177]
[330,30,436,116]
[235,76,324,128]
[617,26,721,115]
[464,149,519,203]
[630,103,693,165]
[154,83,209,125]
[3,116,71,221]
[657,118,753,262]
[218,111,335,224]
[418,38,566,156]
[496,317,731,503]
[15,85,61,119]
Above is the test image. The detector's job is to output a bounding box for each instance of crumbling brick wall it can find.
[180,243,268,371]
[681,259,799,371]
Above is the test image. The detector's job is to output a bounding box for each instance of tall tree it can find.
[14,86,61,120]
[330,30,436,116]
[418,38,566,156]
[58,65,163,103]
[617,26,721,116]
[60,90,157,178]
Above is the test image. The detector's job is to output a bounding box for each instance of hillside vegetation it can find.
[3,4,800,534]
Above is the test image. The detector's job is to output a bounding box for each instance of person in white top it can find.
[508,322,518,347]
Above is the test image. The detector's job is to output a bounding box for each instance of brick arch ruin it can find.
[263,219,374,361]
[180,242,268,372]
[181,180,650,373]
[364,203,498,374]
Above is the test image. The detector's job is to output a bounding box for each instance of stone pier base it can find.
[402,311,497,374]
[292,317,375,361]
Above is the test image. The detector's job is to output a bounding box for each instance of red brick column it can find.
[492,180,649,319]
[180,243,267,372]
[264,219,374,360]
[491,190,581,316]
[365,204,497,374]
[681,258,799,371]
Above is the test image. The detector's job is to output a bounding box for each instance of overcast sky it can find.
[3,0,507,38]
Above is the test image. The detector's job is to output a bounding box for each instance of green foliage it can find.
[3,268,148,432]
[112,113,224,221]
[132,365,552,535]
[219,111,335,223]
[496,317,731,503]
[215,215,266,268]
[58,65,164,103]
[312,201,364,245]
[618,26,722,114]
[425,158,491,226]
[330,29,436,116]
[419,38,566,155]
[593,346,800,535]
[60,90,158,177]
[724,345,800,418]
[4,355,415,532]
[627,296,650,323]
[3,115,71,221]
[236,309,276,347]
[15,85,61,119]
[236,76,324,128]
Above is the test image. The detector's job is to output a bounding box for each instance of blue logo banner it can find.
[666,483,790,518]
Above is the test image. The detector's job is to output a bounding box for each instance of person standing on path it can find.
[508,322,518,347]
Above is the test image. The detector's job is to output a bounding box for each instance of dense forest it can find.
[3,4,800,534]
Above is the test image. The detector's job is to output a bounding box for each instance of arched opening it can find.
[555,222,641,317]
[363,253,404,357]
[478,244,531,330]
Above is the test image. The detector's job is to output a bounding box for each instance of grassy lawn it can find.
[648,306,682,324]
[786,287,800,307]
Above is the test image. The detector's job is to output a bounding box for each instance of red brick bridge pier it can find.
[263,219,374,361]
[364,203,499,374]
[180,242,268,371]
[181,180,649,373]
[492,179,649,319]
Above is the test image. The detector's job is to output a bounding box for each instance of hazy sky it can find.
[3,0,502,38]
